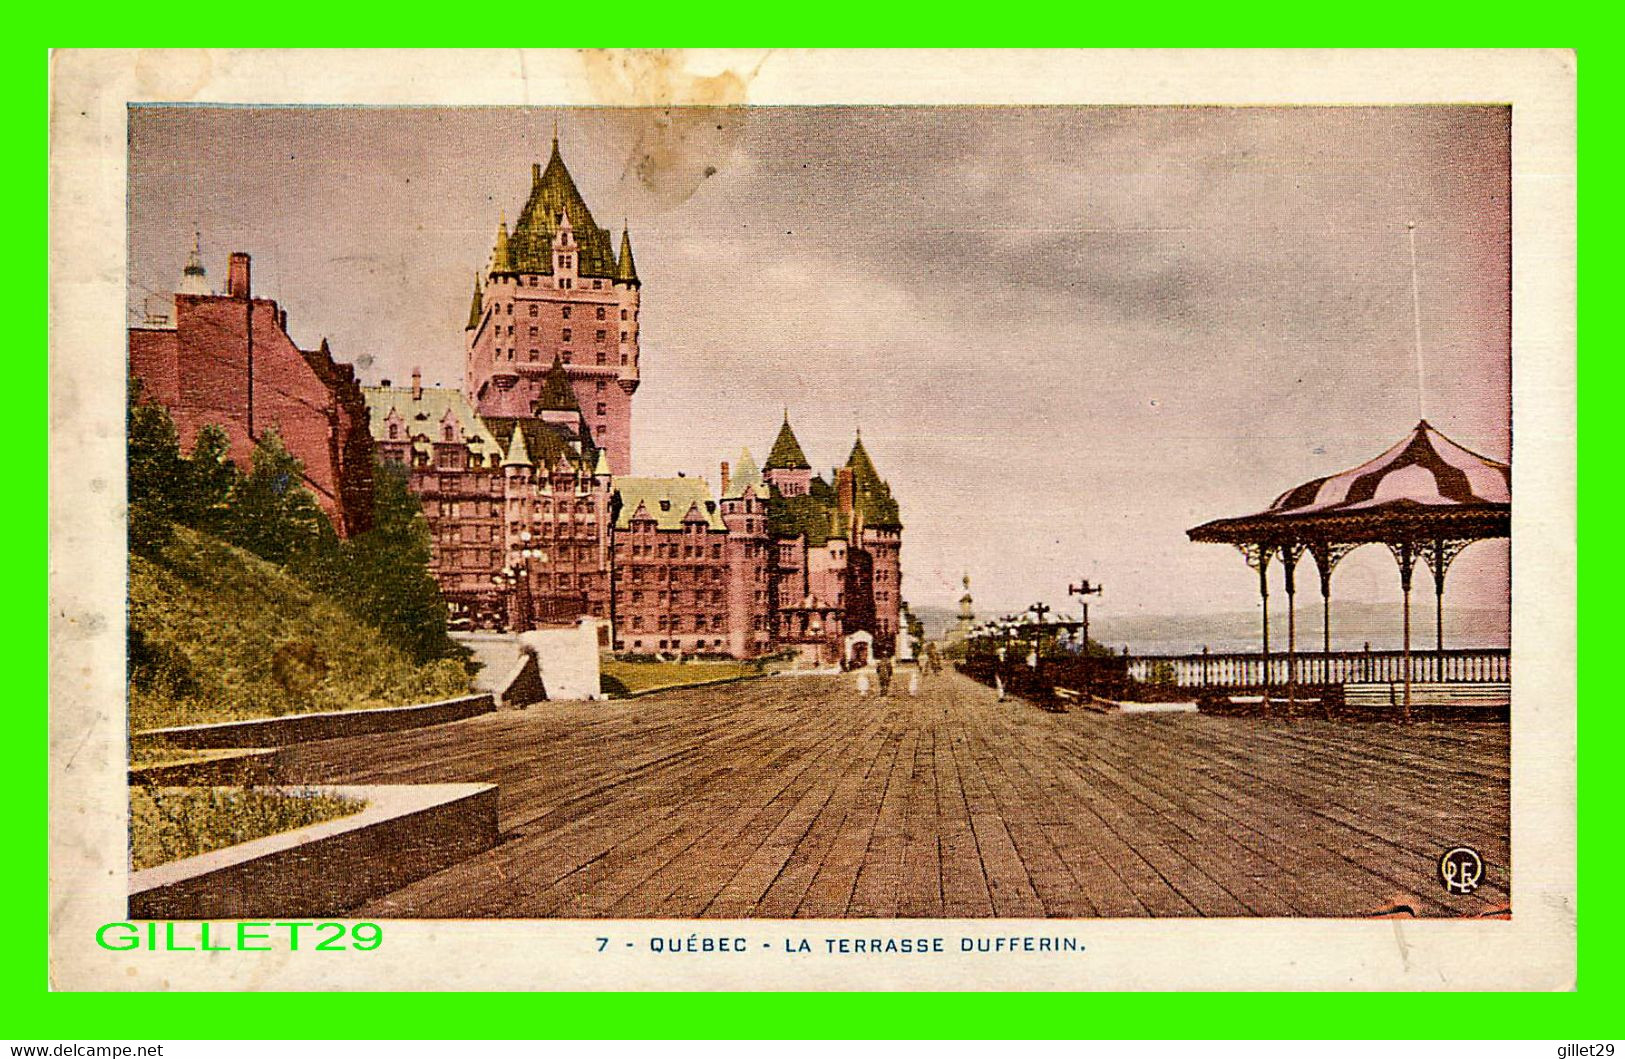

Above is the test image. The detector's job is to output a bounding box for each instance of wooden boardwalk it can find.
[278,669,1511,918]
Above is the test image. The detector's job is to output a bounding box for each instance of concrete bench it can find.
[1342,681,1510,709]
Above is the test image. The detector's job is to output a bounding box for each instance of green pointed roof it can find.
[502,423,532,467]
[616,226,640,285]
[483,416,589,473]
[465,273,483,330]
[765,413,811,470]
[724,447,763,499]
[536,356,580,413]
[501,138,619,278]
[845,431,902,531]
[491,218,512,272]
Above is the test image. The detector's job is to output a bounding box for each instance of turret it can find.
[466,273,483,330]
[492,216,511,273]
[764,411,814,498]
[502,424,532,468]
[616,225,640,286]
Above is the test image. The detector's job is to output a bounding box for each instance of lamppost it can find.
[493,530,542,633]
[1027,602,1051,683]
[1068,579,1103,700]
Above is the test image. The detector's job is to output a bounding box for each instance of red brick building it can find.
[465,136,642,476]
[365,359,612,629]
[127,246,375,537]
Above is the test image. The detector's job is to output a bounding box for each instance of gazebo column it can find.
[1279,543,1304,709]
[1237,542,1272,709]
[1309,541,1360,686]
[1421,538,1471,683]
[1387,541,1419,723]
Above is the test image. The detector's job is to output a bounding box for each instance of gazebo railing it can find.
[1125,647,1509,689]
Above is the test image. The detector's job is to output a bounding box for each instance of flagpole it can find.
[1407,220,1427,422]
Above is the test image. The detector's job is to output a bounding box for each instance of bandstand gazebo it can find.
[1187,420,1510,720]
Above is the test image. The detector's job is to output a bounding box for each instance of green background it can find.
[23,29,1593,1038]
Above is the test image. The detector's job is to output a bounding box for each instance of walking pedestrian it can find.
[876,656,894,697]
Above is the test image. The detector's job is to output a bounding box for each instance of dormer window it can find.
[659,500,671,512]
[388,424,399,439]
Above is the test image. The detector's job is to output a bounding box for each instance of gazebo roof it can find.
[1188,421,1510,545]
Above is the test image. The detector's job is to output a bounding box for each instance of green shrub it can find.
[129,786,366,870]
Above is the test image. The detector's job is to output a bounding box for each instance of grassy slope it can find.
[128,525,469,731]
[129,787,366,870]
[599,658,762,696]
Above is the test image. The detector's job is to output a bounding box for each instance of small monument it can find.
[951,573,976,643]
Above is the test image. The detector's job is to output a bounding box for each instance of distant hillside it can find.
[911,601,1509,655]
[129,525,470,731]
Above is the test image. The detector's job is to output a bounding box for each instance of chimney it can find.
[277,308,287,331]
[380,379,392,389]
[411,367,423,401]
[836,467,855,521]
[227,252,251,299]
[720,461,731,497]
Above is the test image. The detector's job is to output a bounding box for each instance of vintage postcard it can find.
[47,49,1576,991]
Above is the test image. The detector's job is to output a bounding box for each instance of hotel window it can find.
[595,307,605,320]
[562,306,571,319]
[595,381,606,393]
[596,425,606,437]
[596,402,607,416]
[563,353,572,364]
[620,308,628,320]
[596,330,606,341]
[528,305,538,316]
[596,353,606,365]
[529,349,539,361]
[620,331,628,342]
[621,354,628,365]
[562,328,572,342]
[528,276,538,287]
[388,424,399,439]
[592,280,602,289]
[529,326,537,337]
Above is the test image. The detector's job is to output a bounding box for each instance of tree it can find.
[179,424,239,536]
[127,379,185,555]
[220,430,336,566]
[296,459,461,664]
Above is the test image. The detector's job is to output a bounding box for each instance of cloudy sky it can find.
[128,105,1510,621]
